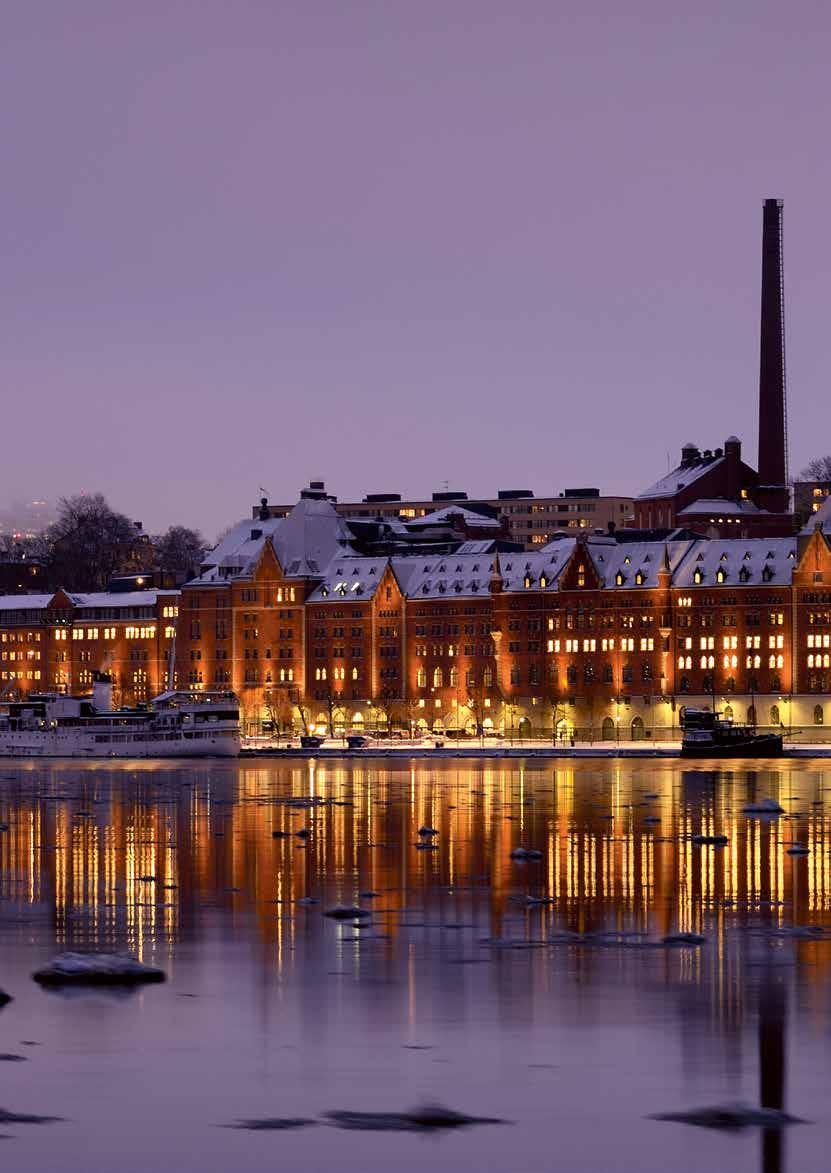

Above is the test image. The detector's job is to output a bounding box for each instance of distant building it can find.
[0,548,44,594]
[794,479,831,529]
[255,483,634,549]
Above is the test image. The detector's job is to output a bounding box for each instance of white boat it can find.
[0,680,240,759]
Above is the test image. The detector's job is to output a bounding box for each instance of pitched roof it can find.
[637,455,724,501]
[597,540,694,589]
[391,553,497,600]
[672,538,796,587]
[678,498,762,517]
[193,497,355,584]
[802,494,831,534]
[305,558,391,603]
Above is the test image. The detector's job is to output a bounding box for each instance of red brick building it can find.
[0,588,179,706]
[171,488,831,740]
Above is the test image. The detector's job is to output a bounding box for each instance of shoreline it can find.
[240,740,831,760]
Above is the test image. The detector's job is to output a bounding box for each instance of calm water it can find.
[1,756,830,1172]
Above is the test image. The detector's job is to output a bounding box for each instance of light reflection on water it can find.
[0,757,830,1172]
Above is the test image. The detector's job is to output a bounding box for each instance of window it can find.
[433,667,443,688]
[814,704,824,726]
[770,704,780,727]
[417,667,427,688]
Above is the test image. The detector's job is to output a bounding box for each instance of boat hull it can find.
[0,733,239,759]
[680,735,783,759]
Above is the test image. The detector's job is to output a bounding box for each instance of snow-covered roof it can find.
[672,538,797,588]
[392,553,497,600]
[407,505,499,529]
[0,594,54,613]
[454,540,499,555]
[71,591,176,609]
[498,542,578,592]
[306,558,391,603]
[597,540,693,589]
[678,498,762,517]
[193,497,355,585]
[802,494,831,534]
[637,455,724,501]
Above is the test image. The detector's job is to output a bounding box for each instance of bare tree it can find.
[372,689,402,737]
[799,456,831,482]
[43,494,149,591]
[152,525,207,584]
[294,701,312,737]
[324,689,346,740]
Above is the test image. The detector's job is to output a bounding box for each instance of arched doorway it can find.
[601,716,615,741]
[814,704,824,726]
[631,716,645,741]
[723,704,734,723]
[769,705,780,728]
[555,717,570,743]
[517,716,532,740]
[747,705,757,727]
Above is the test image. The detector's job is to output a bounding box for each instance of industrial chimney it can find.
[756,198,790,514]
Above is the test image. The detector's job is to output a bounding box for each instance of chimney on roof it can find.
[757,199,789,508]
[258,497,269,521]
[724,436,741,500]
[680,443,700,468]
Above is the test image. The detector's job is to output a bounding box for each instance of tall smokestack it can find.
[757,198,788,507]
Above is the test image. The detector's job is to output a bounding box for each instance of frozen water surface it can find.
[0,756,828,1172]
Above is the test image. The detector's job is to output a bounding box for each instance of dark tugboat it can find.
[680,708,783,758]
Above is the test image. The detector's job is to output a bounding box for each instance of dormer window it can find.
[524,575,532,589]
[540,575,547,589]
[635,570,644,585]
[623,556,631,564]
[615,571,625,586]
[577,563,586,587]
[694,568,703,584]
[739,566,750,583]
[716,568,727,583]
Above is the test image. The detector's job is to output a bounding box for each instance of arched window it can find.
[769,704,780,727]
[601,716,615,740]
[351,667,358,680]
[449,666,459,688]
[417,666,426,688]
[723,704,734,722]
[814,704,824,726]
[433,667,443,688]
[631,716,645,741]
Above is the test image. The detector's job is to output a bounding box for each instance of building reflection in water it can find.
[0,756,828,1164]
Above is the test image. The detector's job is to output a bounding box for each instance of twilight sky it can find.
[2,0,830,538]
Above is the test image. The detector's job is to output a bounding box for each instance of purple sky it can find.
[2,1,830,538]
